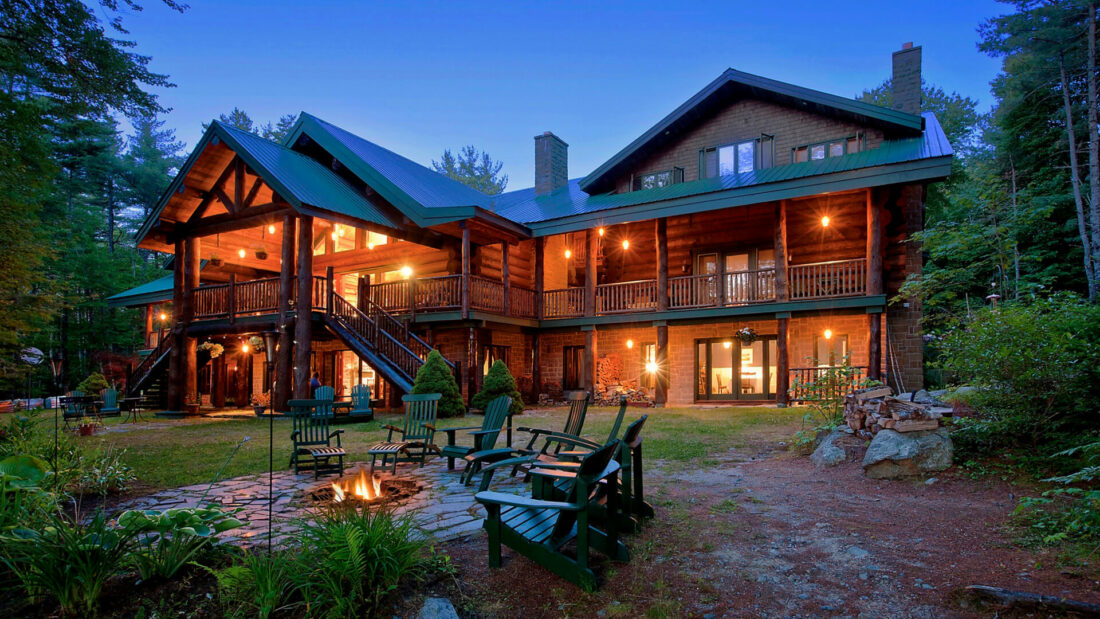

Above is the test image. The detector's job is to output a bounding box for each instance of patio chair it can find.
[367,393,441,474]
[349,384,372,420]
[99,388,121,417]
[288,399,345,479]
[475,439,629,592]
[439,395,511,483]
[62,390,85,431]
[313,385,335,418]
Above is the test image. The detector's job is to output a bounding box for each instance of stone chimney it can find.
[534,132,568,196]
[892,42,922,115]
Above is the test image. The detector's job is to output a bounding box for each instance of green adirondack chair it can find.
[439,395,511,483]
[99,388,120,417]
[367,393,441,474]
[62,390,85,431]
[539,396,629,464]
[349,384,373,420]
[288,399,346,479]
[475,439,629,592]
[312,385,335,418]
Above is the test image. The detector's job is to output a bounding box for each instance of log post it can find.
[227,273,236,324]
[655,322,668,407]
[776,200,789,302]
[868,311,882,382]
[211,354,226,408]
[532,332,542,398]
[325,266,334,316]
[409,272,417,322]
[585,229,597,317]
[144,305,153,348]
[583,327,596,395]
[357,276,369,311]
[466,326,478,402]
[167,239,184,410]
[501,242,511,316]
[534,237,544,319]
[182,237,201,408]
[777,315,790,406]
[866,188,883,296]
[294,215,313,398]
[461,223,471,320]
[274,215,295,412]
[656,218,669,312]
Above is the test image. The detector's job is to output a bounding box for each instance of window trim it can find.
[792,134,862,164]
[633,167,684,191]
[699,138,758,179]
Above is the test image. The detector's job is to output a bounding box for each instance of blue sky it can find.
[120,0,1005,191]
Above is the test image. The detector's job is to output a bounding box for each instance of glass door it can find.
[696,253,719,305]
[695,336,778,401]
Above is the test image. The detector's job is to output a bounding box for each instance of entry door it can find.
[563,345,584,391]
[696,253,719,304]
[695,337,778,401]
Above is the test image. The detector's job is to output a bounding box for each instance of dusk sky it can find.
[121,0,1005,191]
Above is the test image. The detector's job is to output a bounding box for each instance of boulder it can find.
[862,428,953,479]
[811,429,848,468]
[419,597,460,619]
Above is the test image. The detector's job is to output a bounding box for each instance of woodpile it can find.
[843,387,940,439]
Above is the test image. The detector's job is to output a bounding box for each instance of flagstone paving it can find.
[113,458,527,547]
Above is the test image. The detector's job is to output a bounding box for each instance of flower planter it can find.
[183,403,200,416]
[78,424,95,436]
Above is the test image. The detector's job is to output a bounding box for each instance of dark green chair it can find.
[289,399,345,479]
[475,440,629,592]
[440,395,511,483]
[99,388,120,417]
[62,390,85,431]
[349,384,373,420]
[312,385,335,418]
[368,393,441,474]
[539,396,629,465]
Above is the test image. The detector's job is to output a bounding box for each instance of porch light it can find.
[238,248,247,259]
[242,342,250,353]
[267,224,276,234]
[400,266,413,279]
[159,312,168,322]
[626,339,633,349]
[598,227,605,237]
[824,329,833,340]
[367,242,375,250]
[564,249,572,259]
[621,239,630,250]
[331,231,338,241]
[723,340,732,349]
[337,226,345,237]
[821,215,831,227]
[645,361,658,374]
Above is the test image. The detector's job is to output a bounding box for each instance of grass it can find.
[50,405,801,491]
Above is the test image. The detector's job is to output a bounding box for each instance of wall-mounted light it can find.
[267,224,276,234]
[564,249,572,259]
[723,340,732,349]
[242,343,250,353]
[337,225,345,237]
[626,339,633,349]
[367,242,375,250]
[330,231,338,241]
[821,215,831,227]
[238,248,247,259]
[598,227,605,237]
[159,312,168,322]
[399,266,413,278]
[824,328,833,340]
[645,361,658,374]
[621,239,630,250]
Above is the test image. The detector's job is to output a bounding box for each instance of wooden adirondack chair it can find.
[312,385,335,418]
[349,384,373,419]
[367,393,441,474]
[99,388,120,417]
[288,399,346,479]
[539,396,629,464]
[439,395,511,483]
[62,390,85,431]
[475,440,629,592]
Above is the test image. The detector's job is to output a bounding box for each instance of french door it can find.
[695,336,778,401]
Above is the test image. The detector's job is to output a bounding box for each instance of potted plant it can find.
[255,249,268,260]
[183,396,200,416]
[251,391,270,416]
[209,253,223,267]
[77,421,96,436]
[736,327,758,345]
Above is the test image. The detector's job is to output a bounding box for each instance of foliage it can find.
[210,550,299,619]
[411,349,465,418]
[1014,439,1100,546]
[791,359,876,447]
[938,294,1100,454]
[69,446,134,496]
[431,145,509,194]
[202,108,299,142]
[471,359,524,415]
[76,372,110,394]
[293,504,428,618]
[118,505,244,581]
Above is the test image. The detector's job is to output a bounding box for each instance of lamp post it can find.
[49,350,63,473]
[261,331,278,554]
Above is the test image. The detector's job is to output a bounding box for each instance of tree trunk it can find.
[106,178,115,254]
[1089,3,1100,301]
[1060,55,1096,297]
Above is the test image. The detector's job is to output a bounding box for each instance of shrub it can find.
[118,505,244,581]
[938,293,1100,452]
[471,360,524,415]
[294,505,427,617]
[791,358,876,447]
[1014,440,1100,546]
[411,350,464,418]
[211,550,299,619]
[71,447,135,496]
[76,372,110,394]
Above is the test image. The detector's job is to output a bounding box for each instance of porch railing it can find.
[597,279,657,314]
[414,274,462,312]
[509,285,537,319]
[789,259,866,299]
[470,275,505,313]
[787,365,868,403]
[668,268,776,309]
[543,287,584,319]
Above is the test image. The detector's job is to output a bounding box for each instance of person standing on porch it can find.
[310,372,321,392]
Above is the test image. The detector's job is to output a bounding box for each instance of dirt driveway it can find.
[438,428,1100,618]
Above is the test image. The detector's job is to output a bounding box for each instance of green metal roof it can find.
[492,112,952,235]
[106,273,175,308]
[579,68,925,194]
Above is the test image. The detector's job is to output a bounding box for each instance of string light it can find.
[821,215,831,227]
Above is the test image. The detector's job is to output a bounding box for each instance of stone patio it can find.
[113,457,527,547]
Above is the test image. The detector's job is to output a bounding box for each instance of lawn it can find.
[61,405,802,491]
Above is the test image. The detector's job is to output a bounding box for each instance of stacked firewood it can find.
[843,387,939,439]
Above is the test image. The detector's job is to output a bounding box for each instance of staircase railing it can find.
[328,294,426,383]
[128,330,173,394]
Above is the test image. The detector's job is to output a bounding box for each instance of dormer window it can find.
[793,135,861,163]
[700,140,755,179]
[633,167,684,191]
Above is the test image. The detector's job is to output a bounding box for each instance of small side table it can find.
[122,397,144,423]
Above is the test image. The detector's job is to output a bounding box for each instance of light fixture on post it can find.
[564,249,572,259]
[645,361,658,374]
[242,341,250,354]
[723,340,732,349]
[261,330,278,555]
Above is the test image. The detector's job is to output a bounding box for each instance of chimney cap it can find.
[534,131,568,146]
[902,41,913,50]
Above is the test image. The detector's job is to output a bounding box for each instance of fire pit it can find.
[308,468,422,507]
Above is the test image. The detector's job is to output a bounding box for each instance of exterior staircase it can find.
[324,291,453,393]
[127,332,174,398]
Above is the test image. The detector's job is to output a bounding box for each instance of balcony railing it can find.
[187,258,869,324]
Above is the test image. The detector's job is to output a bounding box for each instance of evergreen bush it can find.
[410,350,465,418]
[472,360,524,415]
[76,372,109,394]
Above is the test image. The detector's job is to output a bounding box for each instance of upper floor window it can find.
[700,140,756,179]
[793,135,861,163]
[633,167,684,191]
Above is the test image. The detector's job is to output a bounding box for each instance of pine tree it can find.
[431,146,508,194]
[471,360,524,415]
[410,350,465,418]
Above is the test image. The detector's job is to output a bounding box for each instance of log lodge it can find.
[108,43,951,411]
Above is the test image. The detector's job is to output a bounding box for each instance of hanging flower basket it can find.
[255,249,268,260]
[198,341,224,359]
[209,255,223,266]
[736,327,758,345]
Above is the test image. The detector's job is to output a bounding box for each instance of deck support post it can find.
[274,215,296,412]
[534,237,544,319]
[167,239,184,410]
[585,229,597,317]
[325,266,334,317]
[776,315,790,406]
[460,222,471,320]
[501,242,511,316]
[531,332,541,398]
[466,326,478,402]
[227,273,236,325]
[293,215,313,398]
[866,189,883,382]
[182,237,200,410]
[655,323,668,407]
[656,218,669,312]
[211,354,226,408]
[775,200,789,302]
[144,305,153,348]
[583,326,596,396]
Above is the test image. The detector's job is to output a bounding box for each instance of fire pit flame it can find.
[331,469,384,503]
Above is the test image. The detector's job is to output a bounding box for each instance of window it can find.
[482,345,509,376]
[700,139,756,179]
[694,337,777,401]
[633,167,684,191]
[793,135,861,163]
[813,334,850,367]
[641,343,656,389]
